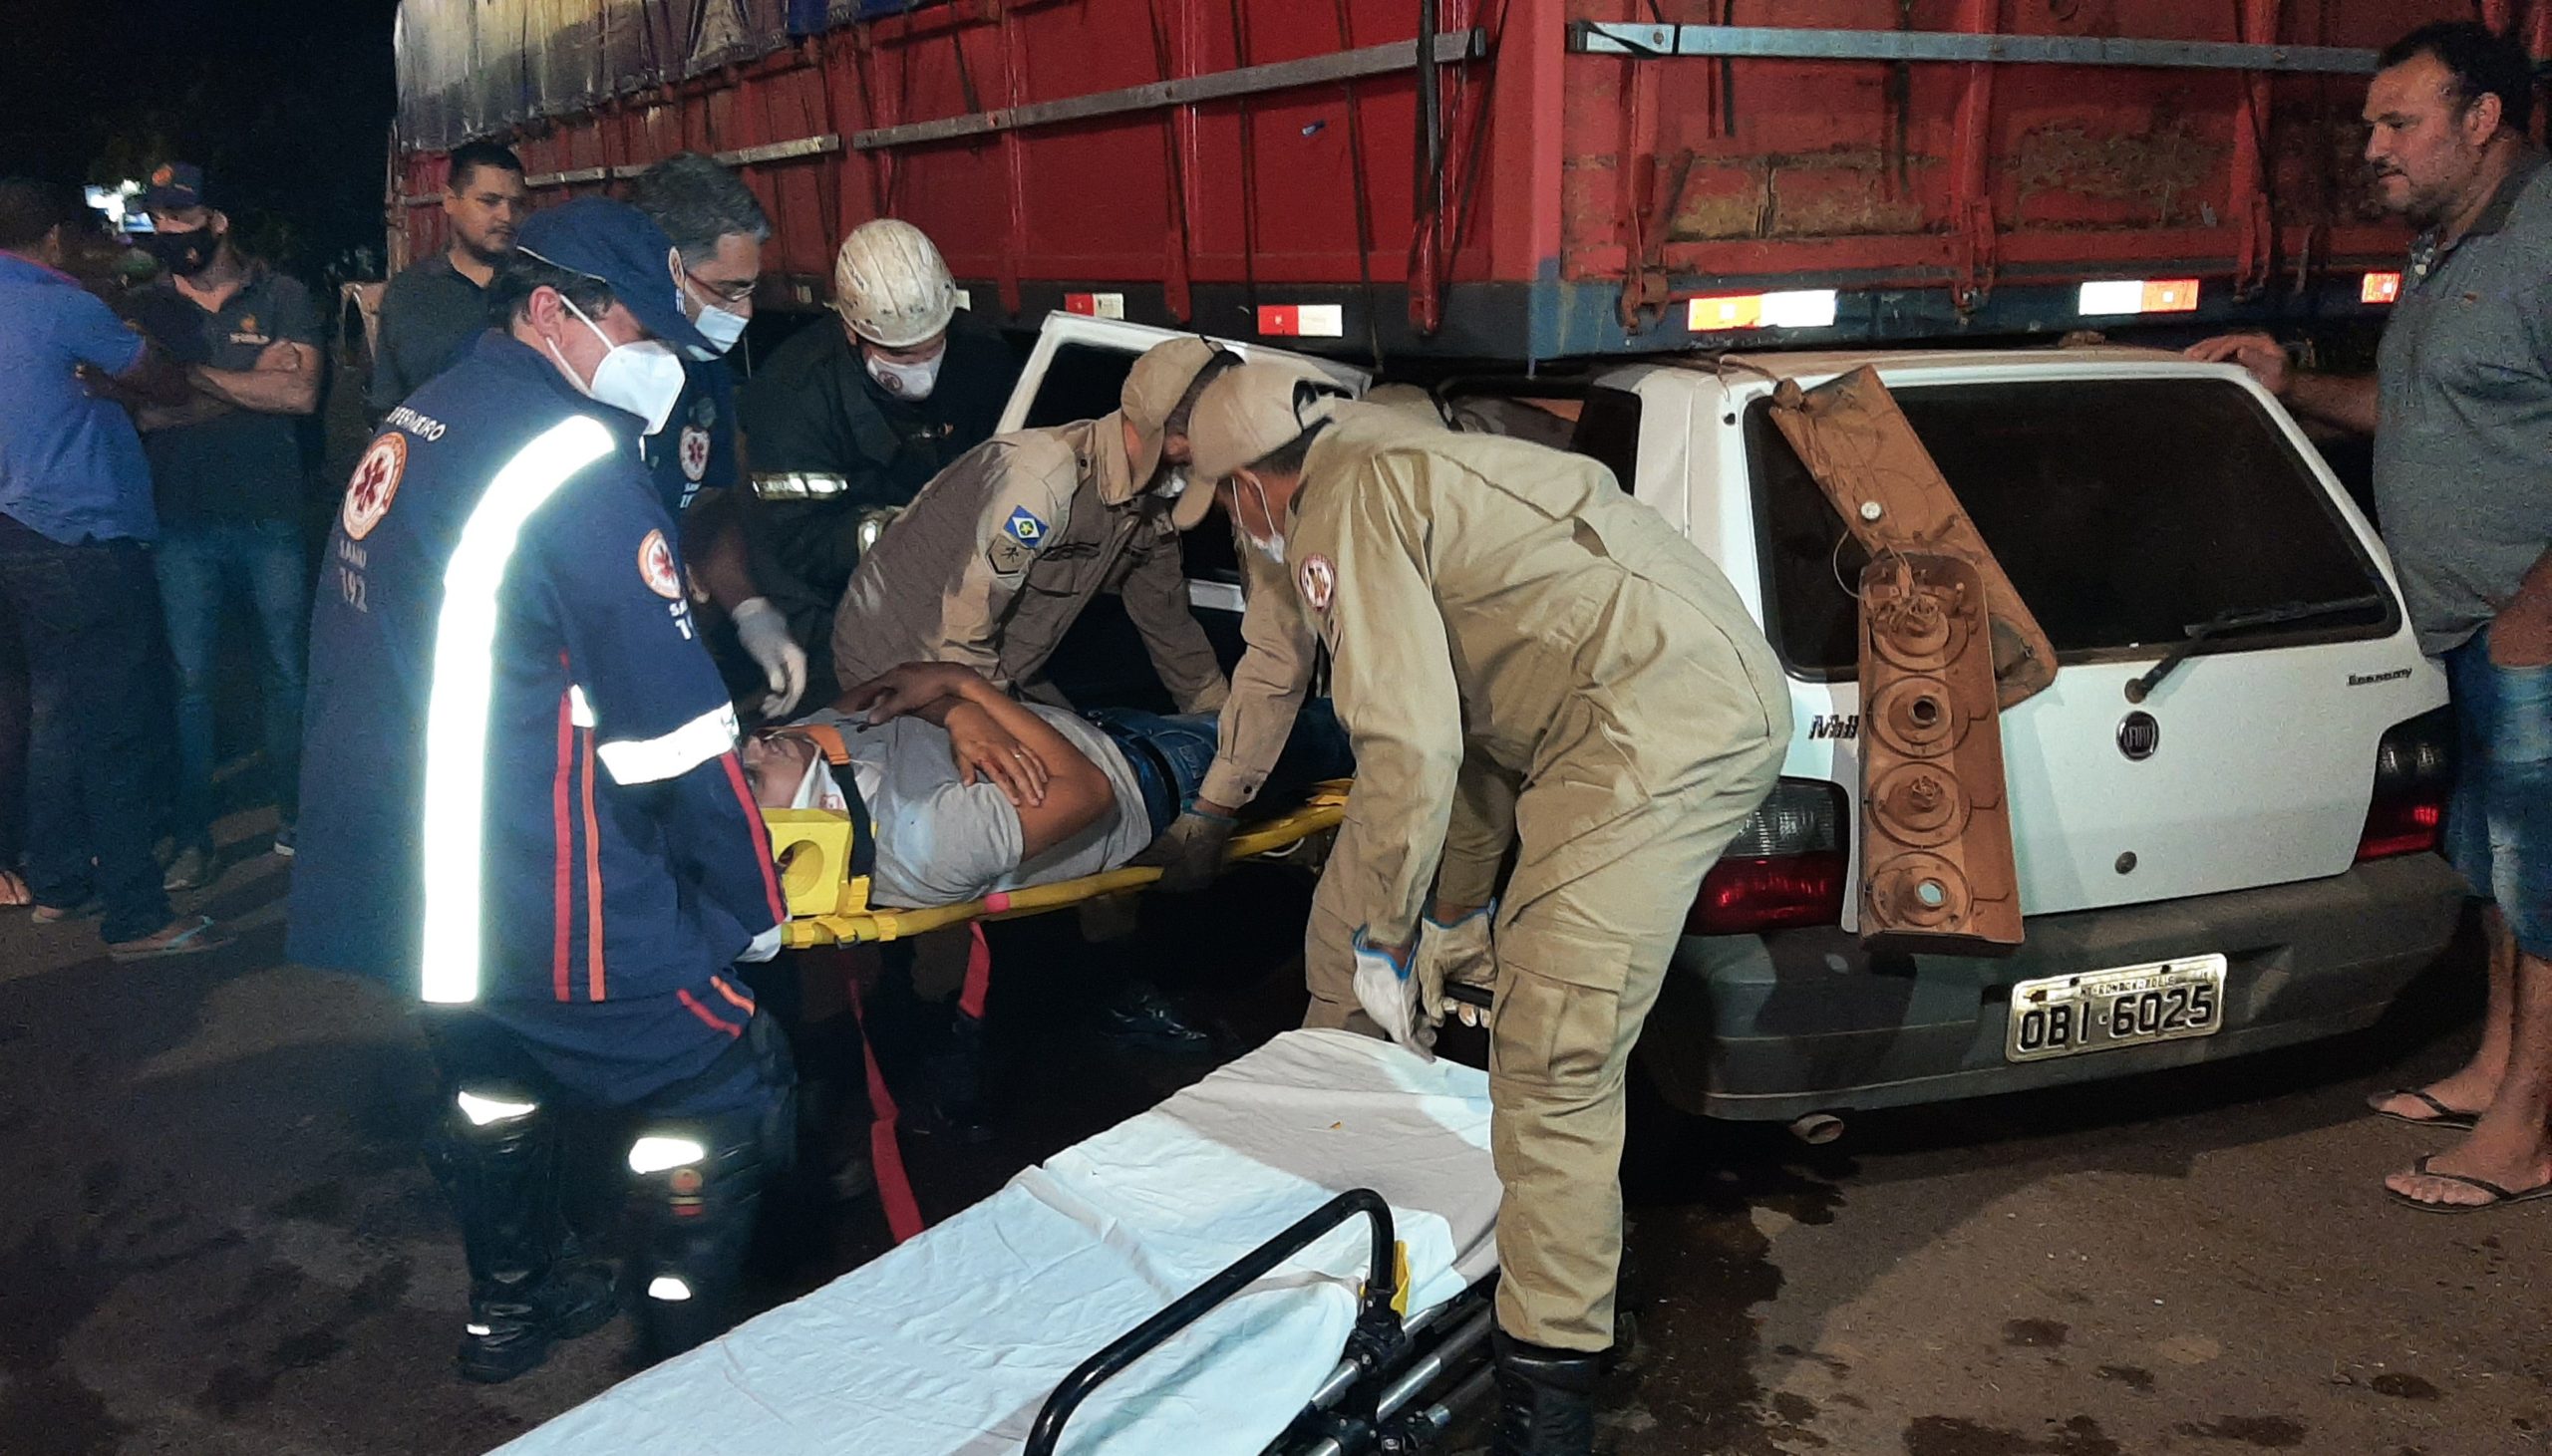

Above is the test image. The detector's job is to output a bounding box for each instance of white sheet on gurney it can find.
[494,1028,1498,1456]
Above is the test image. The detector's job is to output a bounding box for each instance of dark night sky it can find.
[2,0,405,276]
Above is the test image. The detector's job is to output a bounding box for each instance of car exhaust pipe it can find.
[1788,1111,1845,1145]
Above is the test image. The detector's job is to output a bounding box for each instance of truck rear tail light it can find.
[1256,303,1345,338]
[1688,779,1851,935]
[2076,278,2200,316]
[2362,271,2403,305]
[2357,708,2453,863]
[1687,289,1838,332]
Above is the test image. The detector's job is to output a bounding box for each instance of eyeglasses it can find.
[686,271,759,306]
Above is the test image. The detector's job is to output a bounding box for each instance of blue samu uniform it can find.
[294,332,783,1035]
[641,356,738,517]
[290,325,791,1375]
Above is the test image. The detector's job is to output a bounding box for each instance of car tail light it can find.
[2357,708,2453,863]
[1689,779,1851,934]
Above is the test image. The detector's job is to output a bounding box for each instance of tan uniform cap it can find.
[1119,337,1235,529]
[1186,359,1346,487]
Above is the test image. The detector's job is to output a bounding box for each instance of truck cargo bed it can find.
[391,0,2492,359]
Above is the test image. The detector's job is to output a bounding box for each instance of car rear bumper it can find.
[1641,852,2469,1121]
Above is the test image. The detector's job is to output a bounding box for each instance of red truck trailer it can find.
[390,0,2498,360]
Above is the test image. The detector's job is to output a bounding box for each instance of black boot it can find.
[457,1253,619,1384]
[1490,1329,1601,1456]
[426,1092,619,1384]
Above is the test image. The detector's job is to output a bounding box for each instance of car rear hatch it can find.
[1740,365,2435,922]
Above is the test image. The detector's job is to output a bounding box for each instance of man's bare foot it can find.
[2369,1083,2491,1126]
[2386,1127,2552,1210]
[0,869,27,907]
[2370,1063,2507,1124]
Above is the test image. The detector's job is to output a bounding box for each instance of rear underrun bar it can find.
[1568,22,2380,76]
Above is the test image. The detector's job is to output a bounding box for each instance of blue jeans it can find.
[2444,630,2552,959]
[1085,699,1356,836]
[0,514,173,942]
[155,518,306,845]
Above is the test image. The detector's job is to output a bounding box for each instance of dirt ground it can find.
[0,812,2539,1455]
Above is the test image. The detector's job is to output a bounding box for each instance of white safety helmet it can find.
[830,219,958,349]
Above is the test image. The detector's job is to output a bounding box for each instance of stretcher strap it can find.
[798,724,879,879]
[957,923,992,1022]
[836,951,926,1245]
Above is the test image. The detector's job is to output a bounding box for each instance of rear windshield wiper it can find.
[2124,593,2388,704]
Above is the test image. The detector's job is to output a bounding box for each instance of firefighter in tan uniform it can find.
[1188,363,1790,1456]
[827,339,1317,1045]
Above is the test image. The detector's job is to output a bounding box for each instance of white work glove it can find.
[1415,904,1496,1028]
[1351,928,1434,1060]
[730,596,808,719]
[739,921,784,964]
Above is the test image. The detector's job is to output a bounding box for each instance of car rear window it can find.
[1746,377,2395,677]
[1022,342,1136,429]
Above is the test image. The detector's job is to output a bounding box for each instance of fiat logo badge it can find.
[2117,712,2160,761]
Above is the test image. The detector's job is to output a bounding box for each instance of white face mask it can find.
[1155,468,1190,501]
[1237,471,1287,565]
[548,294,687,437]
[688,300,748,357]
[865,350,943,401]
[675,260,752,358]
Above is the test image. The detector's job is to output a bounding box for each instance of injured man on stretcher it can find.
[742,661,1352,909]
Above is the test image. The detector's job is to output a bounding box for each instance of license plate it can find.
[2004,955,2228,1063]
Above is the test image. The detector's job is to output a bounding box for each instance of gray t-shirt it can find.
[798,706,1150,908]
[2375,152,2552,656]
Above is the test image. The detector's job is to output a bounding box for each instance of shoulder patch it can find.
[678,424,712,482]
[638,529,684,599]
[1297,553,1336,611]
[1002,506,1050,549]
[988,537,1034,574]
[341,433,407,542]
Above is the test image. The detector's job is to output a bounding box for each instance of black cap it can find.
[143,161,209,212]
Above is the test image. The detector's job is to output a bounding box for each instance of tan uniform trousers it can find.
[1305,740,1782,1350]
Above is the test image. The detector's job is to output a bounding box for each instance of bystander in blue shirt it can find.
[0,252,155,544]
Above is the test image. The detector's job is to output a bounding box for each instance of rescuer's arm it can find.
[1116,527,1231,715]
[1196,541,1315,812]
[1298,461,1463,958]
[1432,754,1517,916]
[536,476,787,951]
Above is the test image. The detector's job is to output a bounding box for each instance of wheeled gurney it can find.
[491,1028,1505,1455]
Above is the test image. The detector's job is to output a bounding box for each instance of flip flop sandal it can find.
[107,915,225,961]
[2386,1153,2552,1214]
[2371,1088,2483,1132]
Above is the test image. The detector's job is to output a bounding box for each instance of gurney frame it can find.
[1025,1187,1499,1456]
